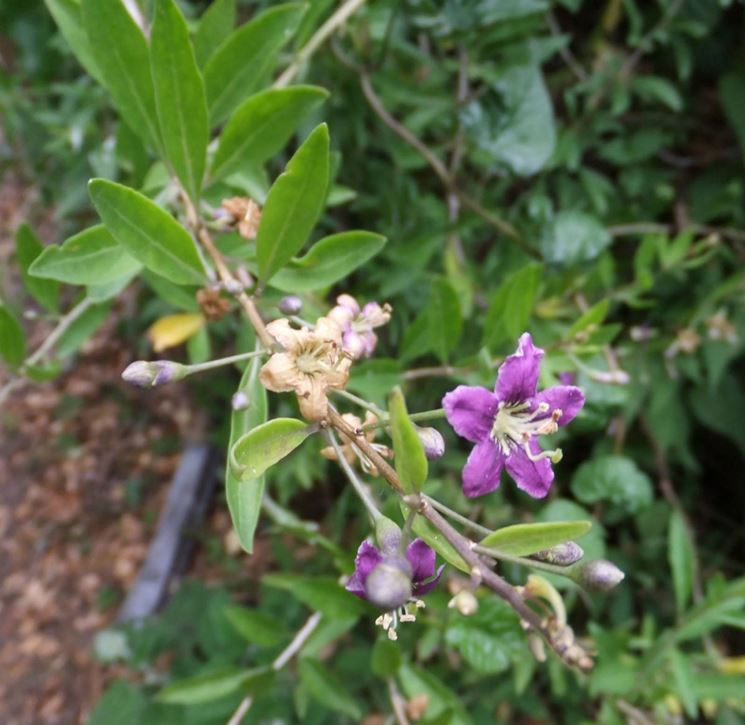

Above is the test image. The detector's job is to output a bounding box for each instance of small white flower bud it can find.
[532,542,584,566]
[573,559,625,592]
[278,295,303,315]
[231,391,250,411]
[121,360,187,388]
[447,589,478,616]
[416,426,445,459]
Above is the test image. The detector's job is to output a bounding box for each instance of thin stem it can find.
[423,495,491,538]
[387,678,411,725]
[188,349,266,374]
[332,388,387,417]
[227,612,322,725]
[326,429,382,521]
[274,0,369,89]
[472,545,577,579]
[360,408,446,431]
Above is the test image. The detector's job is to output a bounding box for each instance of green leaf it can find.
[0,302,26,368]
[224,605,288,647]
[44,0,103,83]
[226,355,267,553]
[427,276,462,363]
[669,649,697,719]
[668,511,694,615]
[89,179,206,285]
[388,387,427,493]
[81,0,161,150]
[571,455,653,516]
[29,225,141,285]
[262,574,368,618]
[204,2,306,124]
[56,302,111,358]
[541,211,612,265]
[15,224,59,312]
[480,520,592,557]
[193,0,235,68]
[211,86,329,183]
[719,72,745,164]
[298,658,361,720]
[403,504,468,574]
[567,299,610,339]
[256,123,330,282]
[157,666,272,704]
[230,418,316,481]
[141,270,200,312]
[269,231,387,292]
[398,664,474,725]
[371,637,401,678]
[150,0,209,201]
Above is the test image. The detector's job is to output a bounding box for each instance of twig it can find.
[423,495,491,538]
[360,408,446,431]
[608,222,745,243]
[332,388,387,417]
[227,611,322,725]
[387,678,411,725]
[274,0,369,89]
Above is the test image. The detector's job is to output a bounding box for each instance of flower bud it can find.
[278,295,303,315]
[416,426,445,459]
[374,516,403,556]
[231,391,250,411]
[531,542,584,566]
[572,559,625,592]
[122,360,188,388]
[448,589,478,616]
[364,559,413,610]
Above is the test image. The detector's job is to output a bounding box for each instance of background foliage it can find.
[2,0,745,722]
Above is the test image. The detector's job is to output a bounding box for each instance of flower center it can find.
[490,401,563,463]
[295,340,339,375]
[375,600,426,641]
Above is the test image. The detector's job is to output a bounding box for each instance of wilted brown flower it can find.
[196,287,231,321]
[320,411,392,475]
[221,196,261,240]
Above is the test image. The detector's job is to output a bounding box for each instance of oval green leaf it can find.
[29,225,141,285]
[204,2,306,124]
[269,231,387,292]
[157,666,273,705]
[389,387,427,494]
[480,520,592,557]
[0,302,26,368]
[150,0,209,201]
[211,86,329,183]
[89,179,206,285]
[401,503,468,574]
[230,417,316,481]
[16,224,59,312]
[256,123,330,283]
[427,276,462,363]
[193,0,235,68]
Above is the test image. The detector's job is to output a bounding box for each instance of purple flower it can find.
[346,538,443,607]
[442,333,585,499]
[328,294,392,359]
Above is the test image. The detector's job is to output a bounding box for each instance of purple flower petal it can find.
[413,563,445,597]
[406,539,436,583]
[442,386,498,443]
[345,540,383,597]
[495,332,544,404]
[532,385,585,426]
[504,440,554,498]
[463,439,505,498]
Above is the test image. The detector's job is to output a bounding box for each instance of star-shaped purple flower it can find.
[346,538,443,606]
[442,332,585,499]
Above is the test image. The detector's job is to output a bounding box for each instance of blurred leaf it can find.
[89,179,207,285]
[230,418,316,481]
[371,637,401,678]
[157,666,272,704]
[224,605,288,646]
[668,511,695,616]
[567,299,609,339]
[87,681,146,725]
[719,72,745,163]
[541,211,612,265]
[81,0,161,150]
[256,123,329,282]
[262,574,368,618]
[44,0,103,82]
[298,658,362,720]
[669,649,698,718]
[141,270,200,312]
[389,387,427,493]
[633,75,684,111]
[15,224,59,312]
[480,520,591,556]
[150,0,209,201]
[146,313,205,352]
[571,455,653,516]
[56,302,111,358]
[427,276,462,363]
[204,2,306,124]
[484,263,542,349]
[0,302,26,368]
[193,0,235,68]
[226,354,267,553]
[211,86,329,183]
[29,225,141,285]
[398,663,474,725]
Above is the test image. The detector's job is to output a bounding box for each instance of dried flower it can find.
[320,411,392,475]
[196,287,231,321]
[259,316,351,421]
[706,311,738,344]
[221,196,261,240]
[442,333,585,498]
[121,360,188,388]
[328,294,392,359]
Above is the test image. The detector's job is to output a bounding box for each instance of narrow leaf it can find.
[89,179,207,285]
[668,511,695,615]
[211,86,329,182]
[81,0,161,150]
[298,659,362,720]
[256,123,329,282]
[147,313,205,352]
[157,667,273,705]
[480,521,592,557]
[226,354,267,553]
[484,263,542,350]
[193,0,235,68]
[151,0,209,201]
[44,0,103,83]
[388,387,427,493]
[262,574,368,618]
[427,276,462,363]
[230,418,316,481]
[224,605,287,646]
[402,503,469,574]
[269,231,387,292]
[15,224,59,312]
[56,302,111,358]
[0,302,26,368]
[29,225,141,285]
[204,2,306,124]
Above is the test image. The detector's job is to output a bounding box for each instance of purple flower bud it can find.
[122,360,187,388]
[375,516,403,556]
[531,542,584,566]
[416,426,445,459]
[572,559,625,592]
[278,295,303,315]
[364,558,413,610]
[231,391,250,411]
